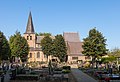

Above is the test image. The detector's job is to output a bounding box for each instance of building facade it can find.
[24,12,47,63]
[23,12,85,63]
[63,32,86,63]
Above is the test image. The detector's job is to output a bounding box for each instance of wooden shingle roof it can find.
[67,42,83,54]
[63,32,83,56]
[63,32,80,42]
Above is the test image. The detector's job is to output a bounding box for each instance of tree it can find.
[82,28,108,68]
[36,32,51,36]
[101,56,116,64]
[108,48,120,65]
[0,31,11,62]
[109,48,120,57]
[41,35,53,59]
[9,31,29,62]
[53,35,67,62]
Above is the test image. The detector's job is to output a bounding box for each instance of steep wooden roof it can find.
[63,32,83,56]
[63,32,80,42]
[67,42,83,55]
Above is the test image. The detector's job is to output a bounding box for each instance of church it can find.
[23,12,86,64]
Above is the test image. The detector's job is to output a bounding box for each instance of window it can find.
[30,36,32,40]
[37,52,40,58]
[30,53,32,58]
[72,57,78,60]
[27,36,29,40]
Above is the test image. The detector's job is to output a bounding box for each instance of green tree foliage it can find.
[101,56,116,63]
[53,35,67,62]
[41,34,67,62]
[109,48,120,57]
[0,31,11,61]
[107,48,120,64]
[41,35,53,58]
[82,28,108,67]
[9,31,29,62]
[36,32,51,36]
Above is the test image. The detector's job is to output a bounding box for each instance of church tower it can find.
[24,12,36,48]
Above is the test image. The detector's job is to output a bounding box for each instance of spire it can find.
[25,12,35,34]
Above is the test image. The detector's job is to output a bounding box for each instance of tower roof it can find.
[25,12,35,34]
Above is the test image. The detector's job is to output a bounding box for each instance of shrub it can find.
[62,69,71,74]
[62,66,71,74]
[30,71,37,75]
[0,70,4,76]
[54,68,62,71]
[62,66,71,70]
[15,75,39,80]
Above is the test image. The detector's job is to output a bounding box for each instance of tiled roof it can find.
[68,54,83,56]
[30,47,41,51]
[36,36,44,43]
[36,36,55,43]
[64,32,83,56]
[63,32,80,42]
[67,42,83,55]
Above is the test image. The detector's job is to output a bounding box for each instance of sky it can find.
[0,0,120,50]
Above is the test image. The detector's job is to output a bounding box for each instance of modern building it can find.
[23,12,85,63]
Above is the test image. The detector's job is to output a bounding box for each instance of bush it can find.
[16,68,22,74]
[62,66,71,74]
[30,71,37,75]
[15,75,39,80]
[54,68,62,71]
[0,70,4,76]
[62,66,71,70]
[62,69,71,74]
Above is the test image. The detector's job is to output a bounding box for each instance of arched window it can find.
[37,52,40,58]
[27,36,29,40]
[30,53,32,58]
[30,36,32,40]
